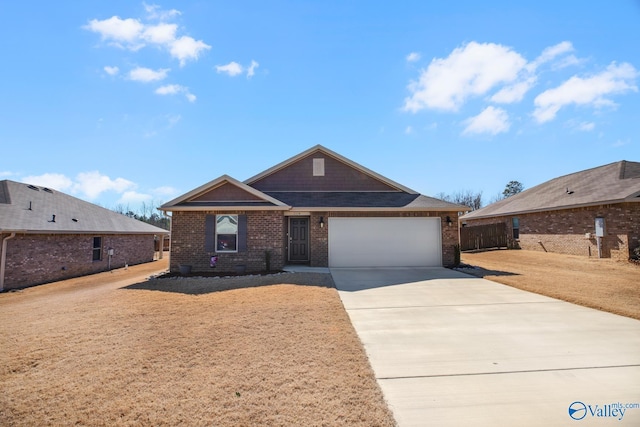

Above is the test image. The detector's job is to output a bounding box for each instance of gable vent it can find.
[313,158,325,176]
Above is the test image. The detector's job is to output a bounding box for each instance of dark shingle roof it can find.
[462,160,640,220]
[0,180,168,234]
[265,192,467,210]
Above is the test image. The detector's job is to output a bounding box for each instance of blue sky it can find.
[1,1,638,210]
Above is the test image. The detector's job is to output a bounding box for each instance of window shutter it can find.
[205,214,216,252]
[238,215,247,252]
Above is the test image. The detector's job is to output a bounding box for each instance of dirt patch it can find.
[460,249,640,320]
[0,260,395,426]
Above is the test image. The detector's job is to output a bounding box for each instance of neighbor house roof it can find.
[0,180,168,235]
[462,160,640,221]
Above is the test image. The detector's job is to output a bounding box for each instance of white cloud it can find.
[529,41,574,70]
[406,52,421,62]
[247,60,259,77]
[155,84,181,95]
[144,2,181,21]
[151,186,179,197]
[84,16,144,49]
[166,114,181,127]
[129,67,169,82]
[170,36,211,67]
[104,65,119,76]
[405,126,413,134]
[155,84,196,102]
[533,62,638,123]
[403,42,527,112]
[85,7,209,66]
[462,106,510,136]
[0,171,14,178]
[117,190,153,205]
[612,138,630,147]
[20,173,74,192]
[73,171,136,200]
[577,121,595,131]
[142,23,177,44]
[490,77,537,104]
[216,61,244,76]
[215,60,261,78]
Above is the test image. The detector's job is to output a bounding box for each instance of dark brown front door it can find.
[289,218,309,262]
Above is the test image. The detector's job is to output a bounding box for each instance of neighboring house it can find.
[0,180,168,290]
[460,161,640,260]
[160,145,467,273]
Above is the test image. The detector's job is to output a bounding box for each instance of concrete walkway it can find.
[331,267,640,426]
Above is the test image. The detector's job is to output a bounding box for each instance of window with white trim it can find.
[216,215,238,252]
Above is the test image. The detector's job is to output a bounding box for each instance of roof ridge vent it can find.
[27,184,40,191]
[43,187,53,193]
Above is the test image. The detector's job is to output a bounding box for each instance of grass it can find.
[0,260,396,426]
[461,249,640,320]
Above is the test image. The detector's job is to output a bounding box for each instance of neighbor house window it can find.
[512,217,520,239]
[92,237,102,261]
[216,215,238,252]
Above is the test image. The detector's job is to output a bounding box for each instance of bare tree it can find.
[437,190,483,210]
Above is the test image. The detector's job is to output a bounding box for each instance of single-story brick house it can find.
[160,145,467,273]
[0,180,168,290]
[460,160,640,260]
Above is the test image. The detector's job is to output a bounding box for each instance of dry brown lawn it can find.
[0,260,395,426]
[461,249,640,320]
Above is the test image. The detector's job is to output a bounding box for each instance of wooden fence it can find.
[460,223,508,251]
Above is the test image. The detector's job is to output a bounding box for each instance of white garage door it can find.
[328,217,442,267]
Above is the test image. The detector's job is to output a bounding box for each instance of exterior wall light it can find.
[446,216,453,227]
[319,216,324,228]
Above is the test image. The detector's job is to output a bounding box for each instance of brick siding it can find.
[1,233,157,290]
[170,210,461,272]
[463,202,640,260]
[170,210,285,273]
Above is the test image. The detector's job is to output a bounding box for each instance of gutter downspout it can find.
[1,232,16,292]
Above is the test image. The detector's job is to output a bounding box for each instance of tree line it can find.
[437,180,524,211]
[112,201,170,230]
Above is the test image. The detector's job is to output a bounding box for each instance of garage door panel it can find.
[328,217,441,267]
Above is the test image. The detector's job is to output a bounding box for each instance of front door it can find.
[289,217,309,262]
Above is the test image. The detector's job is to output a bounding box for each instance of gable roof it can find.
[0,180,168,235]
[159,175,290,211]
[161,146,468,212]
[244,144,419,194]
[462,160,640,220]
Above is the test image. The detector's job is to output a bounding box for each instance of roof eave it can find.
[0,229,167,235]
[159,205,291,212]
[290,206,465,212]
[461,198,639,221]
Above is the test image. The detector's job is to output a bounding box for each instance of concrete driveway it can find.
[331,267,640,426]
